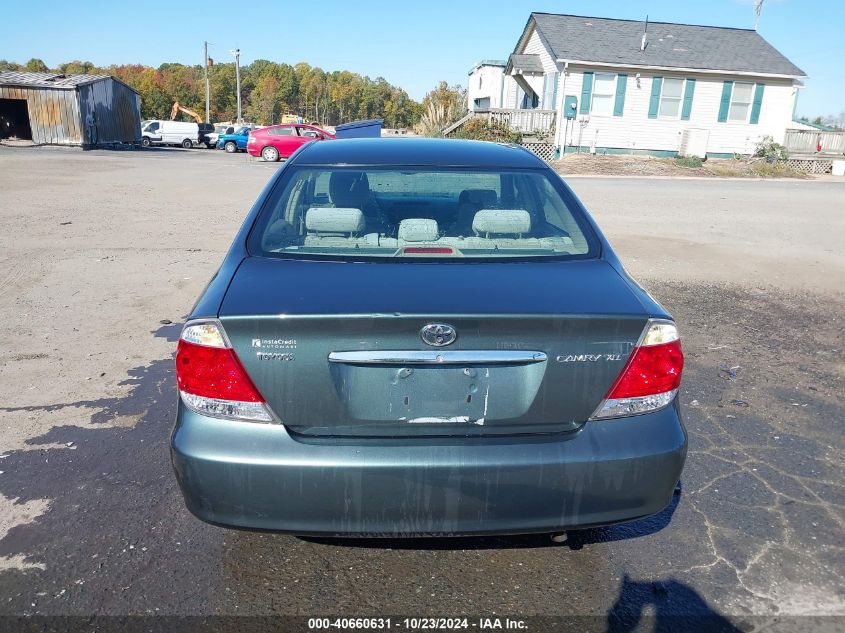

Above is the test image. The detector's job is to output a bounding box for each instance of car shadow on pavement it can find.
[0,323,224,614]
[606,574,743,633]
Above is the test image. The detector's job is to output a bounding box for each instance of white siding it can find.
[523,27,557,73]
[557,66,798,155]
[520,27,559,108]
[467,64,506,110]
[502,76,519,109]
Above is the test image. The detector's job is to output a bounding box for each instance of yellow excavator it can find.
[170,102,203,123]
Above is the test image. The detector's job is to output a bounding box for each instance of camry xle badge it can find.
[420,323,457,347]
[556,353,623,362]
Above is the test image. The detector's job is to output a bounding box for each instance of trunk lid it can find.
[219,258,649,437]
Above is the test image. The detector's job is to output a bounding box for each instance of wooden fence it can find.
[784,129,845,156]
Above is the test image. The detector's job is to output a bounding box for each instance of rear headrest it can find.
[305,207,365,235]
[472,209,531,236]
[458,189,497,208]
[398,219,438,242]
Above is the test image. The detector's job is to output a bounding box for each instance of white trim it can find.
[554,58,804,80]
[554,62,569,149]
[658,77,686,120]
[727,80,755,124]
[590,72,617,117]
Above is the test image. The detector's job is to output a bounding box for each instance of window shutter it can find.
[750,83,765,124]
[648,77,662,119]
[613,74,627,116]
[552,73,559,110]
[579,72,593,114]
[718,81,733,122]
[681,79,696,120]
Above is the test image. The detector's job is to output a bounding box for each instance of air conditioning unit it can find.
[679,128,709,158]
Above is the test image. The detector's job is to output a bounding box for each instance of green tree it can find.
[24,58,49,72]
[58,60,98,75]
[159,63,202,112]
[417,81,467,136]
[246,75,281,125]
[208,62,237,121]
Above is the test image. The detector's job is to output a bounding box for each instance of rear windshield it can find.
[247,167,598,260]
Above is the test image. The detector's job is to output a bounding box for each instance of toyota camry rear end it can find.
[170,138,686,536]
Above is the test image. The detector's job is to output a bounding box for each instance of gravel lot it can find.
[0,146,842,629]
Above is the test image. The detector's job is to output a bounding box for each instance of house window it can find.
[728,82,754,122]
[590,73,616,116]
[659,78,684,118]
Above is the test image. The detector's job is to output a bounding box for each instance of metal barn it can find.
[0,72,142,147]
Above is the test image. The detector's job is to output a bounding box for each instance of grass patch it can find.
[749,162,809,178]
[707,162,747,177]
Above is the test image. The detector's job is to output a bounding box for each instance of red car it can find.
[247,124,334,162]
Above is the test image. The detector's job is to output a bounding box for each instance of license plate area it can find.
[329,355,546,423]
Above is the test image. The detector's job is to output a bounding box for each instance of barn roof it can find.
[0,71,139,93]
[524,13,806,77]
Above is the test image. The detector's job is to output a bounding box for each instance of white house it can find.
[464,13,807,157]
[467,60,506,110]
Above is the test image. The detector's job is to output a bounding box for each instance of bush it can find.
[675,155,703,168]
[754,136,789,162]
[453,118,522,144]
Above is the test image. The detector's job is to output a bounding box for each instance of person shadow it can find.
[607,574,744,633]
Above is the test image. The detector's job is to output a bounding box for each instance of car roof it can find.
[291,138,546,168]
[259,123,313,130]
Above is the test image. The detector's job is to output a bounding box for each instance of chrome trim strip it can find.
[328,350,548,365]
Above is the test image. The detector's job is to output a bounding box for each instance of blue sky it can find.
[3,0,842,117]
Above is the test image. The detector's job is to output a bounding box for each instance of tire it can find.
[225,141,238,153]
[261,146,279,162]
[141,137,151,147]
[181,138,192,149]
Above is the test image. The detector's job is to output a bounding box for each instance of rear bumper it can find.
[171,403,687,536]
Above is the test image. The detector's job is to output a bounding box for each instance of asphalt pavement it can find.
[0,147,842,631]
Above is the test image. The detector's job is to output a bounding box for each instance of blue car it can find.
[171,138,687,536]
[217,126,254,153]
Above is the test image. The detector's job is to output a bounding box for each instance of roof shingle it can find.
[508,54,545,74]
[529,13,805,77]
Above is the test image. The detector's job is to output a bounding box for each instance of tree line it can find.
[0,57,435,128]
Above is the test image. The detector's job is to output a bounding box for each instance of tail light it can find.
[591,319,683,420]
[175,320,274,423]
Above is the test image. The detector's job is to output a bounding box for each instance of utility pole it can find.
[230,48,241,124]
[204,41,210,123]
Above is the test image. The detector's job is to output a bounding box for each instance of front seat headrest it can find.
[329,171,370,208]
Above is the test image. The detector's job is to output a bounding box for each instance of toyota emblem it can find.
[420,323,457,347]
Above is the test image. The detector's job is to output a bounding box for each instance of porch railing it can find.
[443,108,556,136]
[784,129,845,156]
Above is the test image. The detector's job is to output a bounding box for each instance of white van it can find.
[141,120,200,148]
